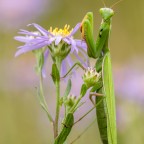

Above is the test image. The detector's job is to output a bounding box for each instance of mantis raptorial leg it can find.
[89,92,104,105]
[61,62,86,79]
[70,119,96,144]
[70,94,106,144]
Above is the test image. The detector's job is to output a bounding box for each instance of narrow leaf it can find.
[63,79,72,100]
[80,84,87,97]
[51,63,60,84]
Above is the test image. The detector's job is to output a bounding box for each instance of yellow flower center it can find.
[49,24,73,36]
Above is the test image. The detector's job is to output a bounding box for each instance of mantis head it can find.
[99,8,114,21]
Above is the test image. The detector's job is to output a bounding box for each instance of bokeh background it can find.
[0,0,144,143]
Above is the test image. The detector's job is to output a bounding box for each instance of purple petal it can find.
[67,23,81,37]
[61,59,67,76]
[69,39,78,53]
[17,38,48,48]
[49,37,56,43]
[23,36,52,47]
[75,39,87,51]
[78,48,89,66]
[63,38,70,44]
[14,36,32,43]
[66,56,76,76]
[15,41,49,56]
[55,36,62,45]
[66,55,73,68]
[26,38,46,44]
[28,23,53,37]
[18,29,40,37]
[73,51,87,68]
[71,45,78,54]
[78,48,88,59]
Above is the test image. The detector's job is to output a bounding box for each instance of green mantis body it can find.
[81,8,117,144]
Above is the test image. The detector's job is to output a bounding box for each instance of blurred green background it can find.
[0,0,144,143]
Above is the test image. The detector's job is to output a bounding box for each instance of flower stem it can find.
[70,94,83,113]
[54,58,61,138]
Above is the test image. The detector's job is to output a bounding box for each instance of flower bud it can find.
[64,94,77,108]
[82,67,99,88]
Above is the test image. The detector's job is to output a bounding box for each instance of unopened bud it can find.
[82,67,99,88]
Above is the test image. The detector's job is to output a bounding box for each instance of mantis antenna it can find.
[100,0,106,7]
[111,0,124,8]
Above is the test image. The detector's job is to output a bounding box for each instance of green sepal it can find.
[80,84,87,97]
[51,63,60,84]
[63,79,72,101]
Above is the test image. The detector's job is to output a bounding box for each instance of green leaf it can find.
[51,63,60,84]
[36,87,49,115]
[80,84,87,97]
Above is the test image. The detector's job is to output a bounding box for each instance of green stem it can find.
[54,57,61,138]
[55,81,60,137]
[70,94,83,113]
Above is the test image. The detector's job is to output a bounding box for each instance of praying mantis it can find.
[54,2,119,144]
[80,6,117,144]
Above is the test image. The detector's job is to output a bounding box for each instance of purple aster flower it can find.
[15,23,88,77]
